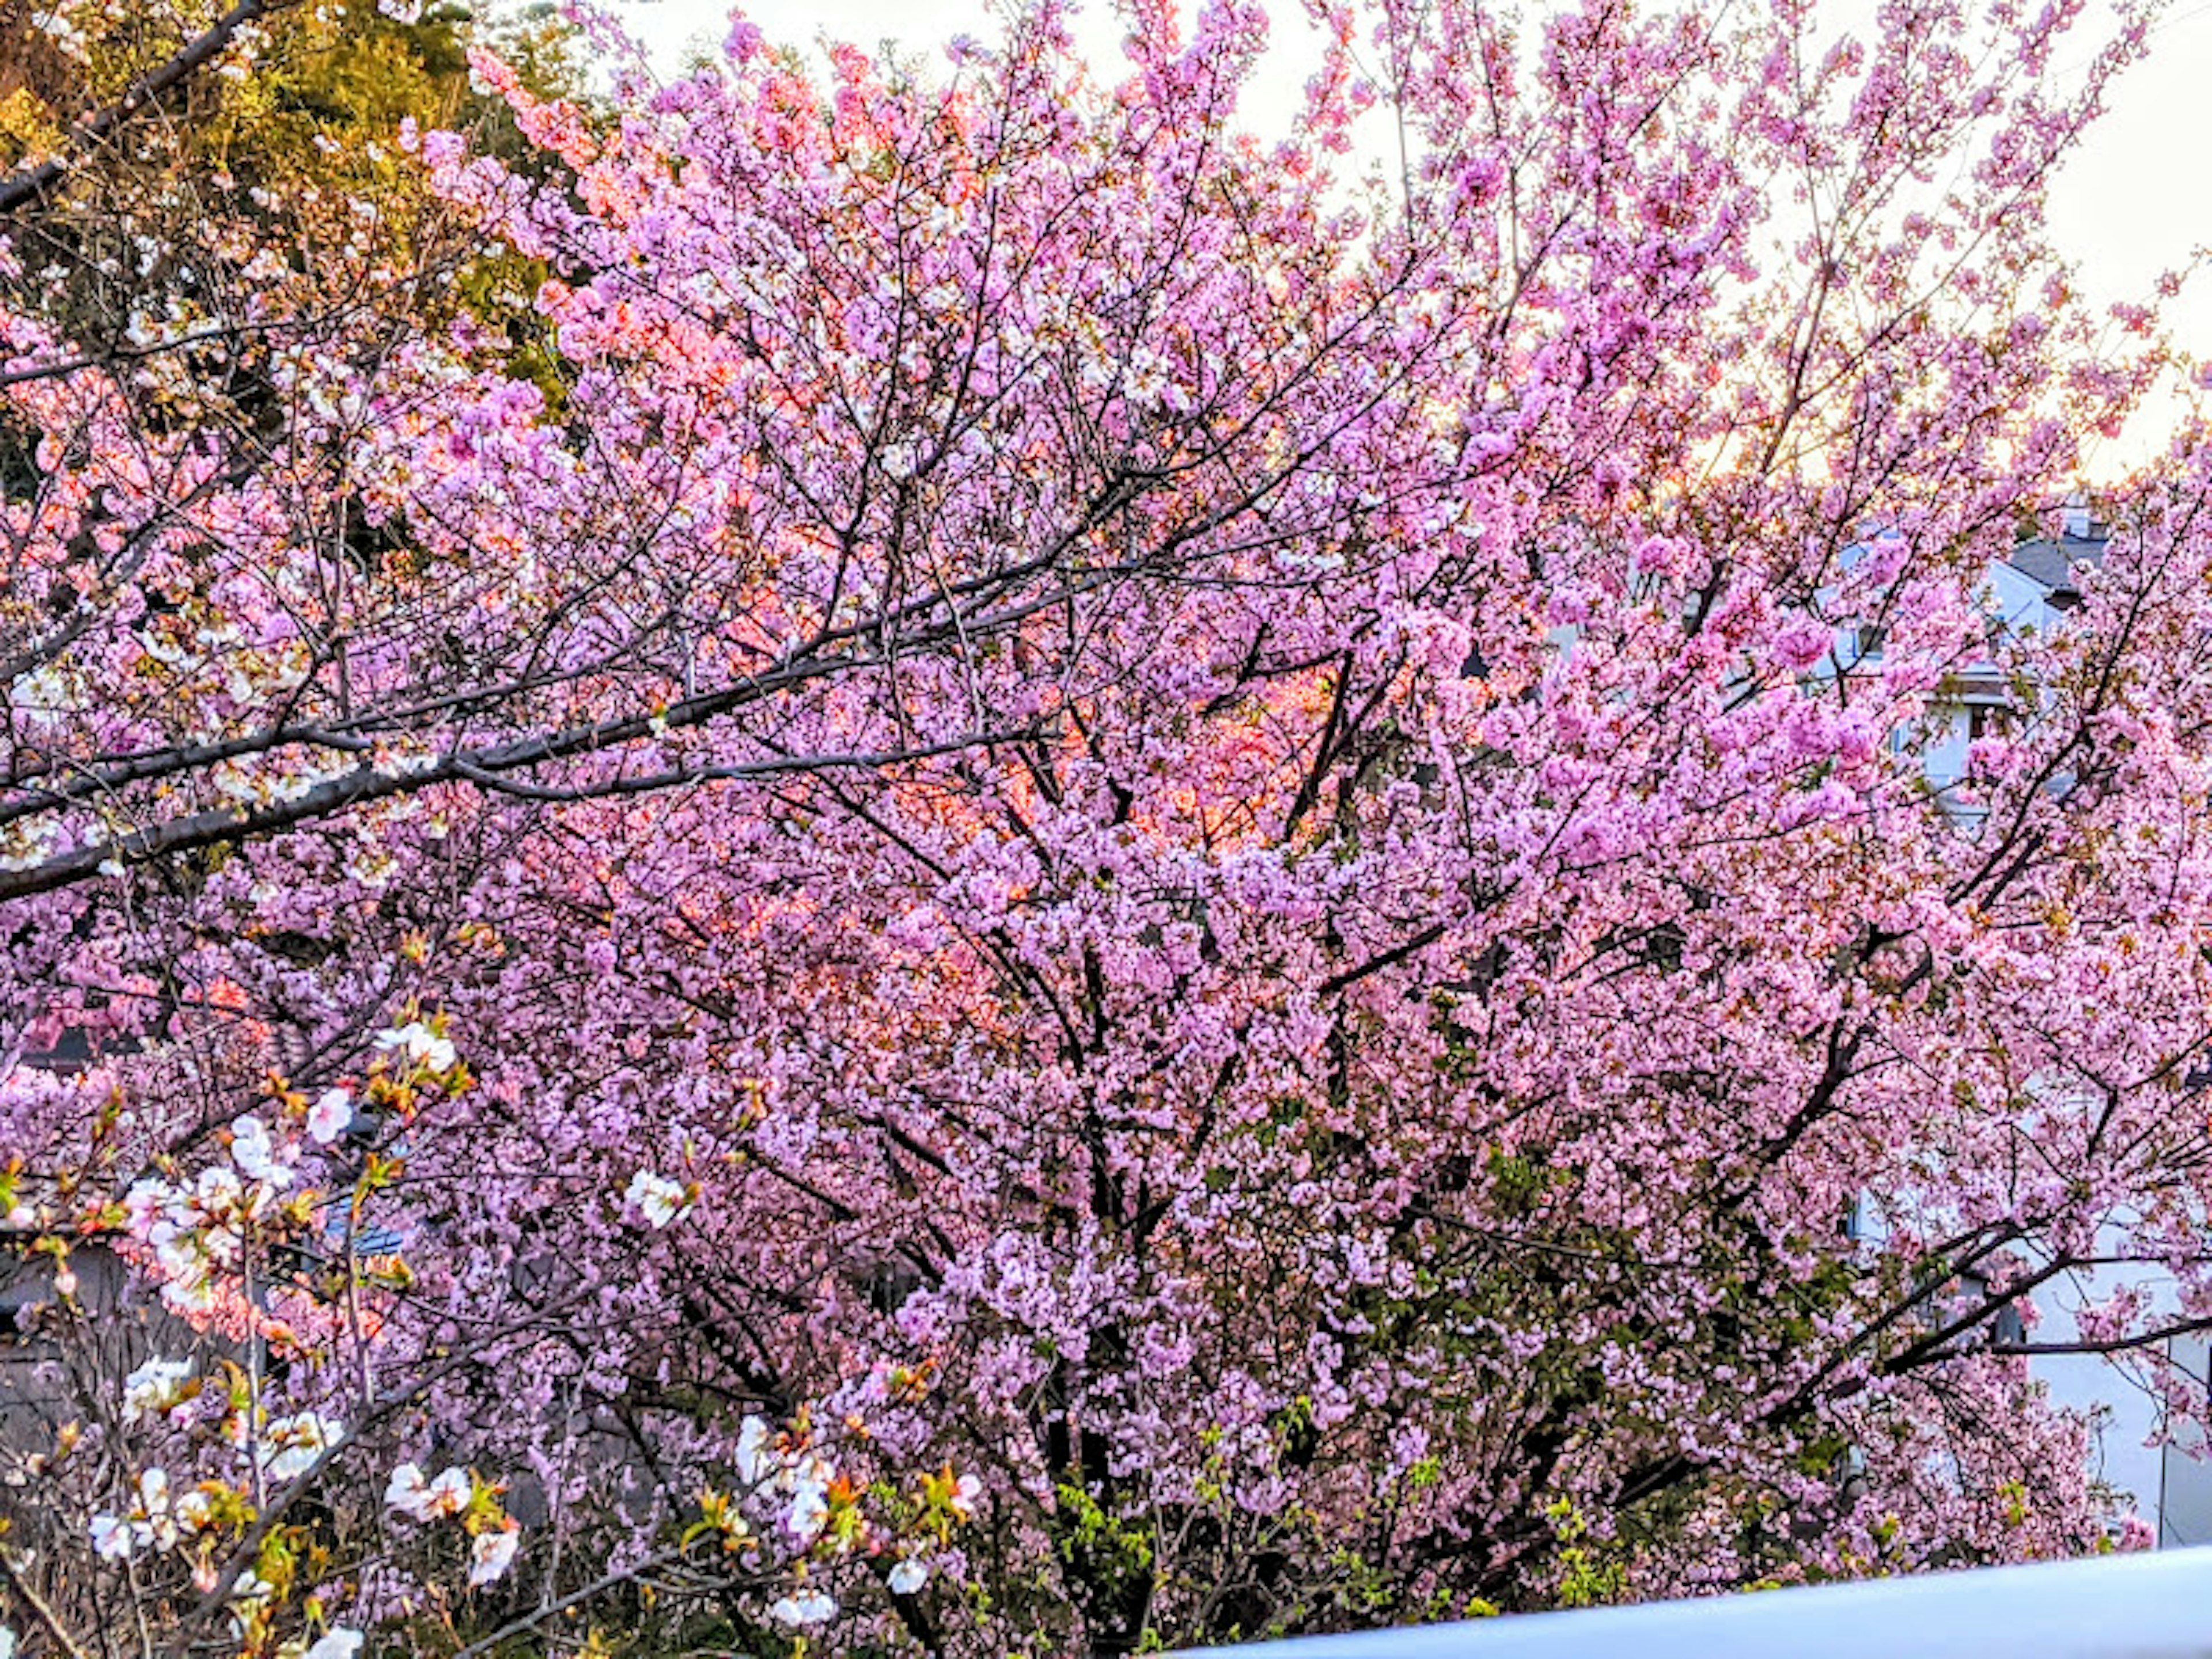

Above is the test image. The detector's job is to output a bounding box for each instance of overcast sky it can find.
[597,0,2212,472]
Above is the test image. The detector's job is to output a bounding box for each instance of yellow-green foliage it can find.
[1,0,585,389]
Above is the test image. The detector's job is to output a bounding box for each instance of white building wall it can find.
[1873,540,2196,1537]
[1963,562,2187,1533]
[2022,1249,2177,1528]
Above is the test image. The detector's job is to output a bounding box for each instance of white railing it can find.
[1190,1548,2212,1658]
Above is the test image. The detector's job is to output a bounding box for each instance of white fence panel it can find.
[1190,1548,2212,1658]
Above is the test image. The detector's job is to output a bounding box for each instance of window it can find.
[1968,703,2014,743]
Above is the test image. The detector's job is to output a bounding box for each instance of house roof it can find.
[2007,532,2108,593]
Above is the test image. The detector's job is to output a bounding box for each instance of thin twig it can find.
[0,1542,92,1659]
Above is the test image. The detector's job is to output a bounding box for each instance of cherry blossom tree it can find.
[3,0,2212,1653]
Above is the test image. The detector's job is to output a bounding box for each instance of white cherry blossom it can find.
[89,1468,178,1560]
[89,1512,135,1560]
[468,1521,520,1586]
[947,1472,983,1521]
[888,1558,929,1594]
[121,1356,192,1422]
[375,1021,456,1073]
[306,1088,353,1145]
[227,1115,291,1186]
[736,1415,772,1485]
[385,1461,471,1521]
[624,1170,691,1229]
[768,1588,836,1626]
[260,1412,343,1482]
[786,1456,832,1543]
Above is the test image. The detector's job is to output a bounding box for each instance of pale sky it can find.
[596,0,2212,474]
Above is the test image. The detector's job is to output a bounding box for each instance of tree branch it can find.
[0,0,281,219]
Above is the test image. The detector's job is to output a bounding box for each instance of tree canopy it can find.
[2,0,2211,1654]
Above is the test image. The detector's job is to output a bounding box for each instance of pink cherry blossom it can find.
[3,0,2209,1651]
